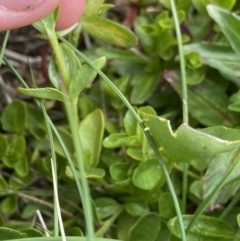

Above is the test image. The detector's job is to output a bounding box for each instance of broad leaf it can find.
[124,201,149,217]
[1,100,27,133]
[128,213,161,241]
[69,57,106,103]
[0,227,27,240]
[83,0,105,17]
[94,198,120,220]
[96,48,150,63]
[142,114,240,163]
[18,87,68,102]
[82,16,137,48]
[164,70,238,127]
[183,43,240,78]
[203,148,240,205]
[168,215,239,240]
[79,109,104,168]
[207,5,240,57]
[132,159,164,190]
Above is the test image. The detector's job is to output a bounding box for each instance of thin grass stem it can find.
[169,0,189,215]
[58,35,187,241]
[0,30,10,66]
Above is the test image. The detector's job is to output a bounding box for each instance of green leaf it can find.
[237,214,240,227]
[53,128,74,158]
[168,215,238,240]
[124,109,137,136]
[164,70,238,127]
[22,229,44,237]
[109,162,130,182]
[103,133,139,148]
[1,195,18,215]
[86,168,105,179]
[18,87,68,102]
[3,151,21,168]
[82,16,137,48]
[26,104,46,139]
[143,114,240,163]
[128,213,161,241]
[207,5,240,57]
[79,109,104,168]
[124,201,149,217]
[183,43,240,78]
[0,237,119,241]
[0,227,27,240]
[0,134,8,158]
[14,156,29,177]
[1,100,26,133]
[132,159,163,190]
[83,0,105,17]
[158,193,177,219]
[0,175,8,192]
[69,57,106,103]
[131,70,160,104]
[96,48,150,63]
[32,12,55,34]
[61,43,82,79]
[117,213,137,241]
[94,198,120,220]
[202,148,240,205]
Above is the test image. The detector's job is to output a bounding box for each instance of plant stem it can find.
[169,0,189,215]
[95,207,124,237]
[219,191,240,220]
[4,52,94,239]
[64,101,95,240]
[0,30,10,66]
[186,149,240,232]
[58,35,187,241]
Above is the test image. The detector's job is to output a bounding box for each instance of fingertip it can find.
[0,0,60,31]
[55,0,86,31]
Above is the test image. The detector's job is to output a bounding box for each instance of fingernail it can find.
[0,0,43,11]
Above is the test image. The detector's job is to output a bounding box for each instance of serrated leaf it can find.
[18,88,68,102]
[82,16,138,48]
[143,114,240,163]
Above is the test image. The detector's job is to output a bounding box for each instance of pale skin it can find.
[0,0,86,31]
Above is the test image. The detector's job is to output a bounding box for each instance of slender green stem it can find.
[0,30,10,66]
[58,35,187,241]
[169,0,189,215]
[174,164,200,179]
[186,149,240,232]
[41,102,59,236]
[219,191,240,220]
[47,33,70,87]
[64,101,95,240]
[3,56,91,239]
[95,207,124,237]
